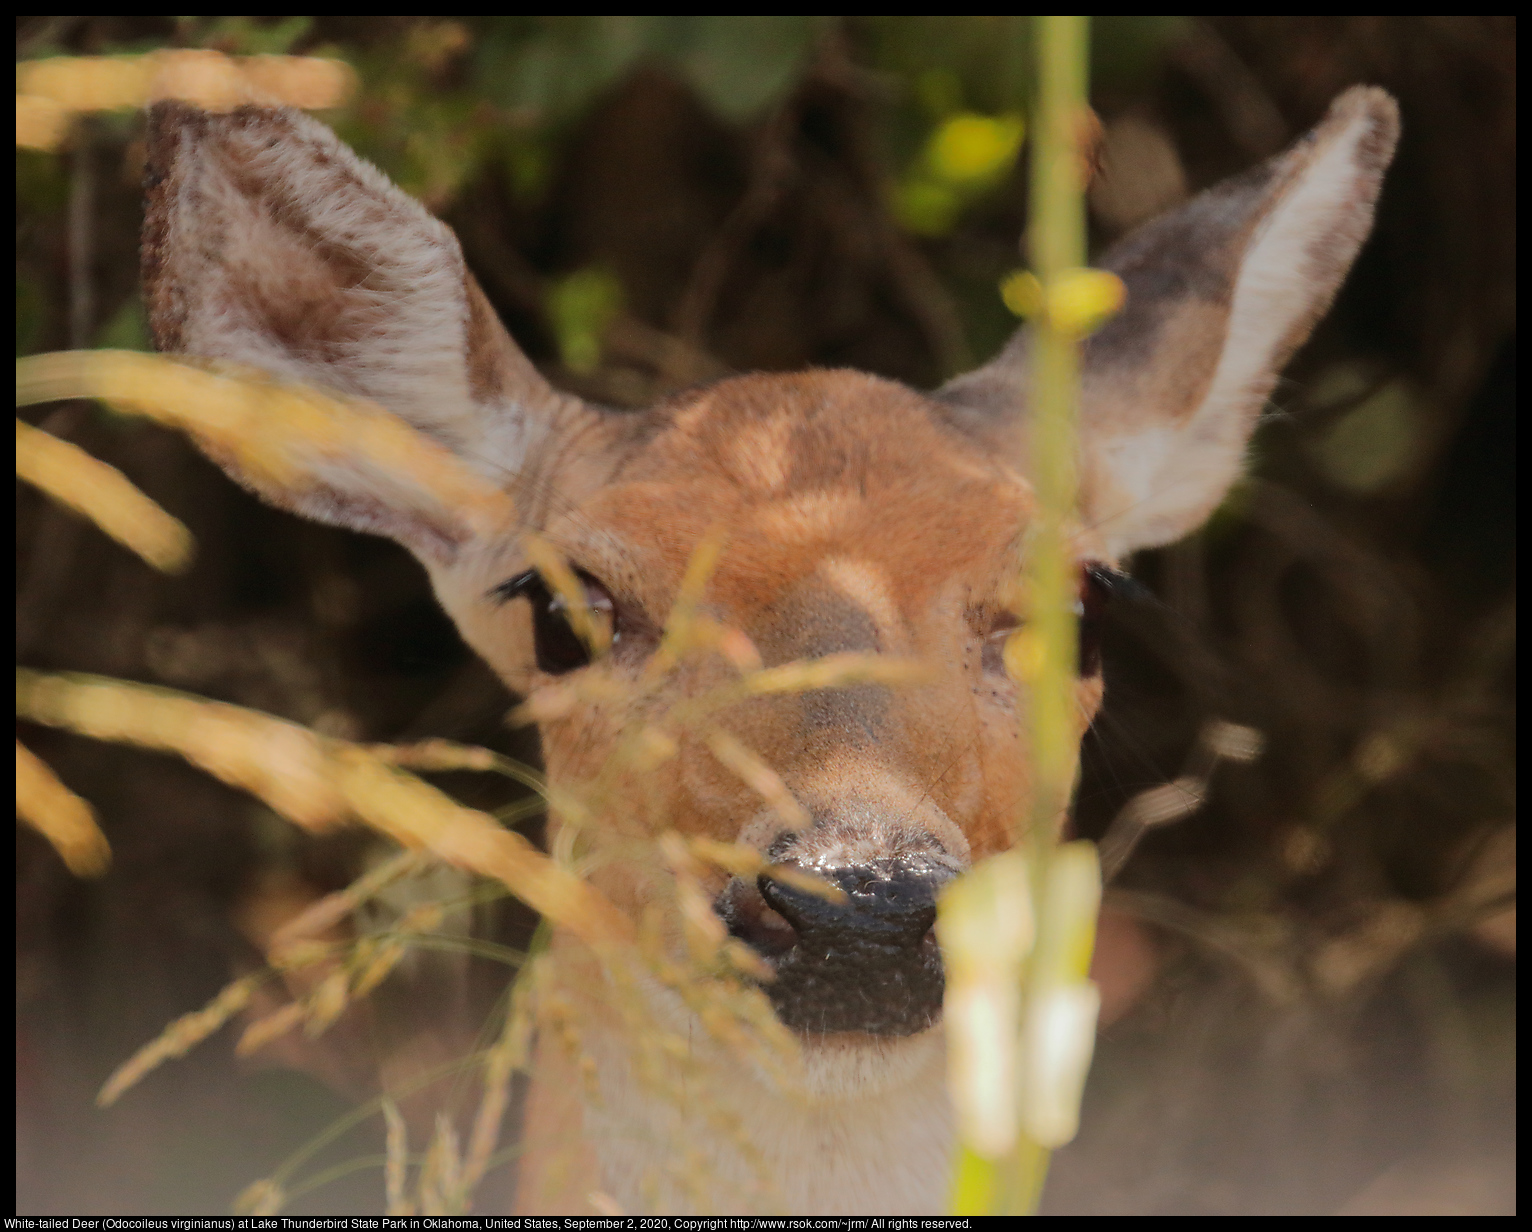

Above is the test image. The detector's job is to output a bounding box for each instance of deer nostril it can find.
[758,868,939,947]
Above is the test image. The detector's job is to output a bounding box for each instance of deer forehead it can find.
[550,369,1040,628]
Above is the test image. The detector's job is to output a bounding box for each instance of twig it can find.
[813,36,974,377]
[68,117,95,349]
[673,103,800,347]
[1098,720,1263,882]
[1168,22,1288,159]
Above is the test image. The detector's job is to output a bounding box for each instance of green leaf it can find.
[547,267,624,374]
[1310,380,1425,493]
[654,16,821,122]
[94,294,150,353]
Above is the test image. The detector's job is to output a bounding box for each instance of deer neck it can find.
[518,935,952,1215]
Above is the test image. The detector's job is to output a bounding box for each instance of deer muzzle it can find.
[720,855,956,1036]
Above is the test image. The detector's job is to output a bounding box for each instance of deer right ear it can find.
[141,101,606,563]
[941,86,1399,560]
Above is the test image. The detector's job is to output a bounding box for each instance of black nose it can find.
[738,857,956,1037]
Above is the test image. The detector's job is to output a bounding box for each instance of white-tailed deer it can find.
[140,86,1398,1214]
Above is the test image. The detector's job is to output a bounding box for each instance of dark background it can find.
[16,17,1515,1215]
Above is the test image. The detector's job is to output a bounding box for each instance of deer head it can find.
[141,86,1398,1210]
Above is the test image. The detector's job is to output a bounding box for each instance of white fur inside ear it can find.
[151,107,571,486]
[1099,98,1391,558]
[184,114,481,450]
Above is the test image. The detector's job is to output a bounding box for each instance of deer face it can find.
[141,89,1397,1051]
[451,368,1108,1037]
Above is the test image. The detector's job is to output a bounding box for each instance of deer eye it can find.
[980,564,1122,679]
[491,568,617,675]
[981,611,1021,675]
[1078,564,1114,678]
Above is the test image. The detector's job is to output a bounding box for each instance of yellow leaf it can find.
[999,270,1045,319]
[999,268,1126,338]
[1046,268,1126,337]
[929,113,1026,184]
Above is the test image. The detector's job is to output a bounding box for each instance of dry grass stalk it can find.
[522,532,611,657]
[14,670,632,951]
[418,1112,464,1214]
[703,732,811,831]
[348,937,410,1002]
[16,351,518,546]
[235,1000,307,1058]
[369,739,546,795]
[1099,720,1267,882]
[232,1179,287,1218]
[15,418,194,573]
[16,669,346,830]
[648,526,729,678]
[740,651,932,697]
[462,960,540,1194]
[266,849,427,959]
[15,739,111,877]
[16,51,355,131]
[660,833,730,964]
[98,975,260,1106]
[304,968,351,1036]
[382,1098,412,1216]
[687,835,845,905]
[512,674,631,727]
[327,745,630,950]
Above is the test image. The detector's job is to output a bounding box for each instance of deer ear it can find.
[141,102,602,558]
[940,86,1399,559]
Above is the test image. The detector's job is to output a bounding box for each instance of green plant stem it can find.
[1012,14,1091,1216]
[1025,14,1088,858]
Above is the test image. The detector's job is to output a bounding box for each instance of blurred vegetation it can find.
[15,14,1515,1217]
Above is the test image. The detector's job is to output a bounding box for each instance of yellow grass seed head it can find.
[15,93,72,151]
[15,419,195,574]
[704,732,812,832]
[235,1001,306,1058]
[15,740,111,878]
[382,1098,412,1216]
[98,976,256,1105]
[17,352,518,549]
[16,50,357,116]
[233,1179,287,1217]
[17,56,154,112]
[417,1113,464,1216]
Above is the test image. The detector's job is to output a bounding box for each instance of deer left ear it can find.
[940,86,1399,559]
[140,101,617,565]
